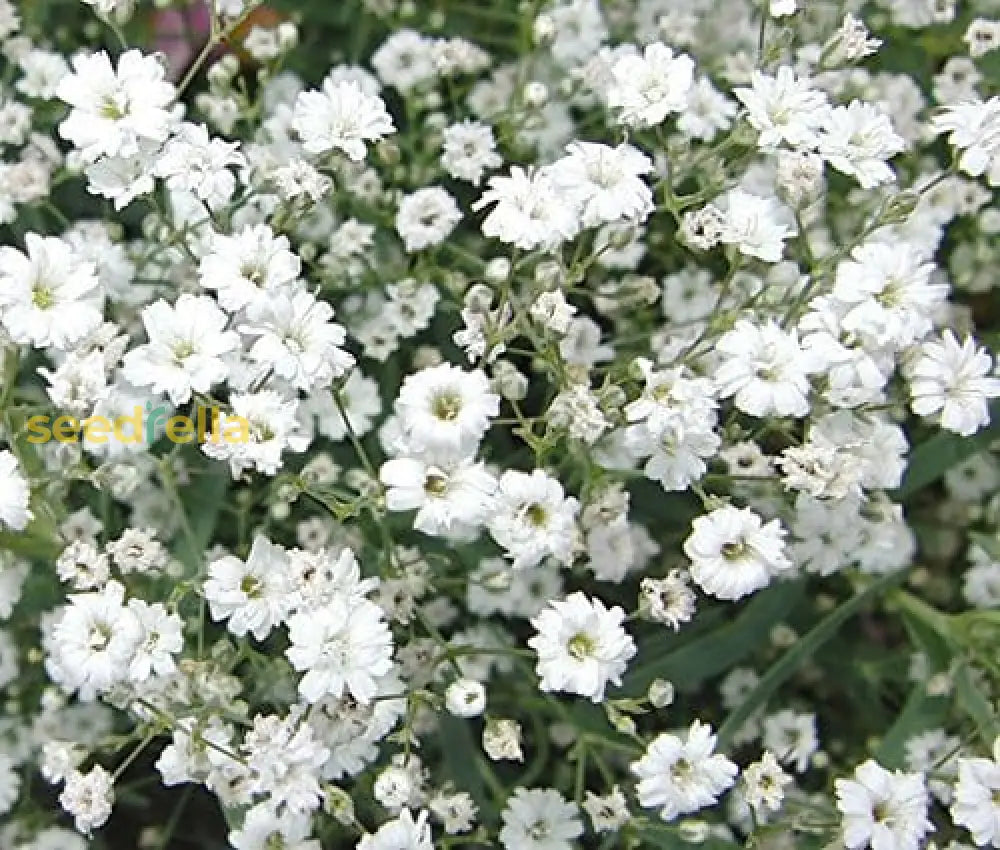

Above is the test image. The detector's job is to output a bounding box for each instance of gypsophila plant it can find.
[2,0,1000,847]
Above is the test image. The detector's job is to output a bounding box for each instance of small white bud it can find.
[445,679,486,718]
[648,679,676,709]
[522,81,548,107]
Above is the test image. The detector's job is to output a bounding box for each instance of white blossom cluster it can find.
[1,0,1000,848]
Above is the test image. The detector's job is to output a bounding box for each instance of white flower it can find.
[606,42,695,127]
[228,806,320,850]
[683,505,792,601]
[951,750,1000,847]
[39,350,108,415]
[625,358,718,436]
[307,369,382,441]
[380,455,497,536]
[548,384,610,444]
[499,788,583,850]
[154,122,245,209]
[0,450,31,532]
[122,294,239,406]
[963,559,1000,609]
[489,469,580,569]
[357,808,433,850]
[799,297,893,407]
[964,19,1000,59]
[204,536,293,641]
[582,787,630,833]
[546,0,607,66]
[286,597,394,704]
[932,97,1000,185]
[743,751,793,815]
[678,76,738,142]
[440,120,502,184]
[628,417,720,492]
[56,49,175,162]
[445,678,486,718]
[624,362,720,491]
[372,765,414,812]
[715,320,817,417]
[473,166,580,250]
[155,715,239,788]
[56,540,110,590]
[293,79,395,161]
[199,224,302,313]
[0,233,102,350]
[127,600,183,682]
[17,48,70,99]
[734,67,830,150]
[762,710,818,773]
[835,759,932,850]
[240,290,353,391]
[640,571,697,630]
[832,241,944,349]
[395,187,463,252]
[270,158,331,202]
[530,290,577,334]
[429,790,478,834]
[827,13,882,62]
[817,101,905,189]
[41,741,84,785]
[59,765,114,834]
[631,720,739,821]
[0,753,19,817]
[548,141,654,228]
[241,713,329,814]
[395,363,500,457]
[483,718,523,761]
[528,591,636,702]
[372,29,437,92]
[49,581,142,698]
[908,330,1000,436]
[106,528,169,575]
[714,189,796,263]
[83,142,159,209]
[287,546,378,614]
[0,558,27,620]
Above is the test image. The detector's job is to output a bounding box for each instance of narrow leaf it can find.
[718,571,907,747]
[624,580,805,696]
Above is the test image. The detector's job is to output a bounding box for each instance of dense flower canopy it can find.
[1,0,1000,849]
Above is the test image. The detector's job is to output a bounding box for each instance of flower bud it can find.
[445,679,486,718]
[648,678,676,708]
[878,190,920,226]
[523,81,548,107]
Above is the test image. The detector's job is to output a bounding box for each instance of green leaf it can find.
[897,592,953,670]
[438,714,489,811]
[172,463,230,571]
[623,580,805,696]
[876,687,949,768]
[0,529,60,561]
[895,407,1000,499]
[954,664,1000,747]
[717,571,907,747]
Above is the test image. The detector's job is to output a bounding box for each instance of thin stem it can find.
[333,388,378,480]
[113,728,158,781]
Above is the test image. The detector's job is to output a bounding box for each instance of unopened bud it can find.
[648,679,675,708]
[878,190,920,226]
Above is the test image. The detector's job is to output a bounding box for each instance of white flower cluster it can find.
[1,0,1000,848]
